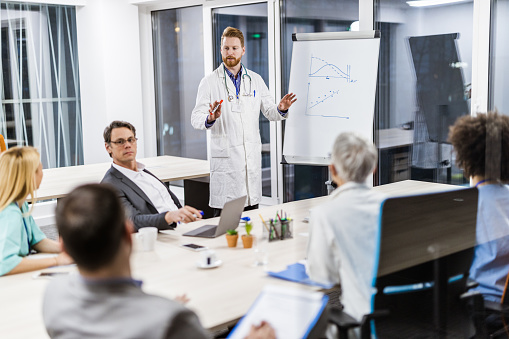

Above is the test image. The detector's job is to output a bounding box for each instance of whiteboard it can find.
[283,37,380,165]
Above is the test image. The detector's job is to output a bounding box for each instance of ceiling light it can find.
[407,0,470,7]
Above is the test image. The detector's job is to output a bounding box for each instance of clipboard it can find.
[227,285,328,339]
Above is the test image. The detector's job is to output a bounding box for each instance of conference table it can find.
[0,180,462,338]
[35,155,210,201]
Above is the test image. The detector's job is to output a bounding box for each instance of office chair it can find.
[328,188,479,338]
[468,269,509,338]
[0,134,6,152]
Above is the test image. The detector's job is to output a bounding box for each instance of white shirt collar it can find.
[111,161,178,214]
[330,181,370,199]
[112,161,145,180]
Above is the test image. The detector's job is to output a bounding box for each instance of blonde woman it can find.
[0,147,72,276]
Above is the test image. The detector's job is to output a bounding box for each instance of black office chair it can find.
[467,269,509,338]
[329,188,479,338]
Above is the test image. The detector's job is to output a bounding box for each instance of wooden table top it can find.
[0,180,461,338]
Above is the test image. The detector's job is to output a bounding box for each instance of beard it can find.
[222,55,241,68]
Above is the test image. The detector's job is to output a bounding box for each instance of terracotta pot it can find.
[226,234,238,247]
[242,235,254,248]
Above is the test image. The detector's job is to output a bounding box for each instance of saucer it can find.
[196,259,223,269]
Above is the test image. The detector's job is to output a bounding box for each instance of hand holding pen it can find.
[207,100,223,123]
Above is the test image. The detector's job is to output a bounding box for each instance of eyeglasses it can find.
[110,137,138,146]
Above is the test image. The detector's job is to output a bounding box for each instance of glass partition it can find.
[375,0,473,185]
[211,3,272,197]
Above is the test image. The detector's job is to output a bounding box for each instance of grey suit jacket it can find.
[43,276,211,339]
[101,166,182,231]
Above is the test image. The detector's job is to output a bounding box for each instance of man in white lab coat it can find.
[191,26,296,215]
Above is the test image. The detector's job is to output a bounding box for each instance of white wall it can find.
[76,0,146,164]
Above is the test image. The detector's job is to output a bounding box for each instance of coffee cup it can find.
[137,227,157,251]
[200,250,217,267]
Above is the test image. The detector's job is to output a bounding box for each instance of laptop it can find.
[183,196,247,238]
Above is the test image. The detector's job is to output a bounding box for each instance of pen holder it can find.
[268,220,293,242]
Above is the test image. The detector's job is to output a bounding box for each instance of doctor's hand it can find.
[165,206,203,224]
[207,100,223,123]
[278,93,297,112]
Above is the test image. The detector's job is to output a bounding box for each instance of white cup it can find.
[200,250,217,267]
[137,227,158,251]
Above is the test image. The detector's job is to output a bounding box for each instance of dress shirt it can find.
[112,162,178,214]
[204,64,287,128]
[469,184,509,302]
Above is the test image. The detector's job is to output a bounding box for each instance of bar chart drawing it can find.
[305,55,357,118]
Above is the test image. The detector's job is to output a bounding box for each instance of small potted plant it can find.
[241,221,254,248]
[226,229,238,247]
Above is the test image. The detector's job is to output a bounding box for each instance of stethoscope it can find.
[223,63,253,102]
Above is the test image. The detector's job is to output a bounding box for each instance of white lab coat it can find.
[306,182,385,322]
[191,64,287,209]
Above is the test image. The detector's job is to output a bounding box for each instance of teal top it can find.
[0,202,47,276]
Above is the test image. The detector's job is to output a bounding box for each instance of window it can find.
[0,2,82,168]
[152,6,206,160]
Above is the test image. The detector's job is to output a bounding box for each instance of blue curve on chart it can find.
[308,56,357,83]
[305,55,355,118]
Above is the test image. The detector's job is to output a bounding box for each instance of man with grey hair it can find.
[306,132,385,323]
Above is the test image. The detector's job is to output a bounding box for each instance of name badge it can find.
[231,103,242,112]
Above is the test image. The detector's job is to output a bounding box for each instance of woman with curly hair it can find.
[449,112,509,303]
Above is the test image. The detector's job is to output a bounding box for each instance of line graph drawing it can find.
[305,55,357,118]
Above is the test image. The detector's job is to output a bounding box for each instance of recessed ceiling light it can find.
[407,0,470,8]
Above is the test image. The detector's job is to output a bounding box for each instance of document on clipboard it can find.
[227,285,328,339]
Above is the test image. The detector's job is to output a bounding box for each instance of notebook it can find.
[183,196,247,238]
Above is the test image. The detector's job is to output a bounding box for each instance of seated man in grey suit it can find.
[43,184,274,338]
[101,120,202,231]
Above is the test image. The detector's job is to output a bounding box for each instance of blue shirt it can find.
[0,202,47,276]
[205,64,287,128]
[469,184,509,302]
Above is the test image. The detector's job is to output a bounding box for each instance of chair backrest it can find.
[375,187,479,279]
[370,187,479,338]
[0,134,6,153]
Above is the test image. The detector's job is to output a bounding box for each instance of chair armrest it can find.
[466,279,480,290]
[328,305,359,330]
[460,290,482,301]
[360,310,390,339]
[483,300,509,313]
[460,290,487,338]
[329,306,390,339]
